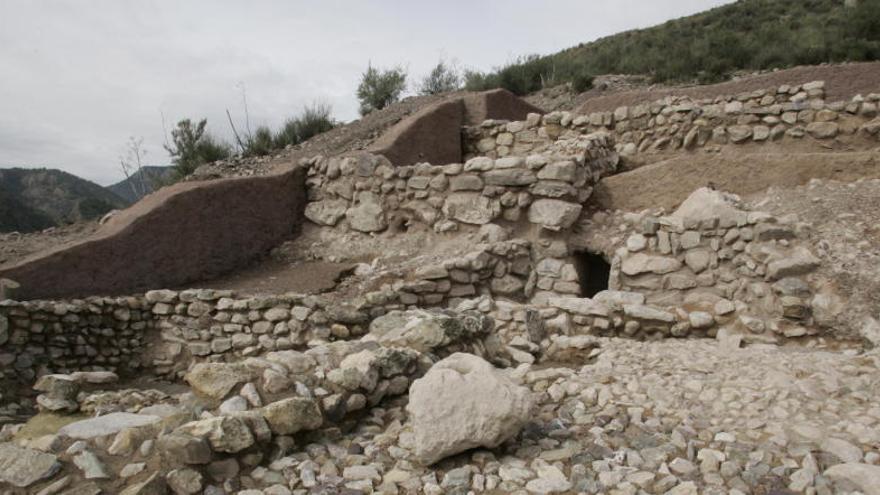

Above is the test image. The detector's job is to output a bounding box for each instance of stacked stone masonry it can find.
[465,81,880,158]
[303,132,617,235]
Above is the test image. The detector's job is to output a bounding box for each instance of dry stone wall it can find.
[574,188,830,343]
[303,132,617,235]
[466,81,880,158]
[0,297,155,385]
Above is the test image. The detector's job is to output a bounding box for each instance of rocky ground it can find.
[0,221,100,268]
[5,321,880,494]
[747,177,880,346]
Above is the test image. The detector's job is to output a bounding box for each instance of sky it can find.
[0,0,733,186]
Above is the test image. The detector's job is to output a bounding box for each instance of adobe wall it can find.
[0,166,308,300]
[369,89,544,166]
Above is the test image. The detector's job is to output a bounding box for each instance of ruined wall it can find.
[0,166,308,300]
[465,81,880,158]
[570,189,830,343]
[305,133,617,234]
[0,298,156,384]
[369,88,544,166]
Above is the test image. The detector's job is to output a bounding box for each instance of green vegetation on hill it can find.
[465,0,880,95]
[0,168,128,233]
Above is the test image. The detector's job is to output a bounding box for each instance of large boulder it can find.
[346,200,387,232]
[621,253,682,276]
[0,443,60,488]
[824,463,880,495]
[442,193,501,225]
[185,363,259,401]
[175,416,255,454]
[58,412,161,440]
[670,187,747,226]
[366,309,492,354]
[406,353,533,465]
[260,397,323,435]
[304,199,348,226]
[527,199,582,231]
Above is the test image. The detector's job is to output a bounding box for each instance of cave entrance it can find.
[574,251,611,298]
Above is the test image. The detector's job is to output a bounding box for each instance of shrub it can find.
[246,126,274,157]
[357,64,407,115]
[463,0,880,91]
[164,119,232,179]
[572,71,595,93]
[273,103,335,149]
[419,60,461,95]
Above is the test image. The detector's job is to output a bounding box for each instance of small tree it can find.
[164,118,231,179]
[119,136,149,200]
[357,63,407,115]
[419,60,461,95]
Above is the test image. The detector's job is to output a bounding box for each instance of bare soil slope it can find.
[593,149,880,213]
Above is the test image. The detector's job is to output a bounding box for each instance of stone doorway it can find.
[574,251,611,298]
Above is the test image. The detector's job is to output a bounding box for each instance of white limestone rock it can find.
[0,443,60,488]
[671,187,747,226]
[407,353,533,465]
[304,199,348,226]
[824,463,880,495]
[527,199,582,231]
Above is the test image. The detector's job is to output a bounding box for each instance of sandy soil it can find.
[185,259,356,296]
[0,221,100,267]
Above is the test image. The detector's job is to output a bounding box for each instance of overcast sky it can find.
[0,0,732,186]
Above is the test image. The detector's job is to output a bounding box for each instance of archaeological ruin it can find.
[2,76,880,495]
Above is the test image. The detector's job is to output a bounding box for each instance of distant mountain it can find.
[107,165,174,203]
[0,167,128,233]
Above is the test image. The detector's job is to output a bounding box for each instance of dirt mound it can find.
[592,149,880,213]
[0,167,308,300]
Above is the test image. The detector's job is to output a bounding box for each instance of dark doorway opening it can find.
[574,251,611,298]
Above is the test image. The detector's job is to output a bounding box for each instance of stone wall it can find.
[304,133,617,235]
[465,81,880,159]
[572,188,828,343]
[0,298,156,384]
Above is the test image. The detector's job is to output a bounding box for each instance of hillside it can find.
[467,0,880,94]
[107,165,174,203]
[0,167,128,233]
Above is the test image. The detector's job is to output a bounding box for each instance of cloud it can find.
[0,0,732,185]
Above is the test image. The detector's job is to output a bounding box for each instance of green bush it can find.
[273,103,335,149]
[357,64,407,115]
[164,119,232,179]
[419,60,461,95]
[246,126,274,157]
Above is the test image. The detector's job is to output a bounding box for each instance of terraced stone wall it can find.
[571,193,832,343]
[465,81,880,159]
[303,133,617,235]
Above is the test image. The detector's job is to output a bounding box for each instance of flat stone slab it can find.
[0,442,61,487]
[58,412,161,439]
